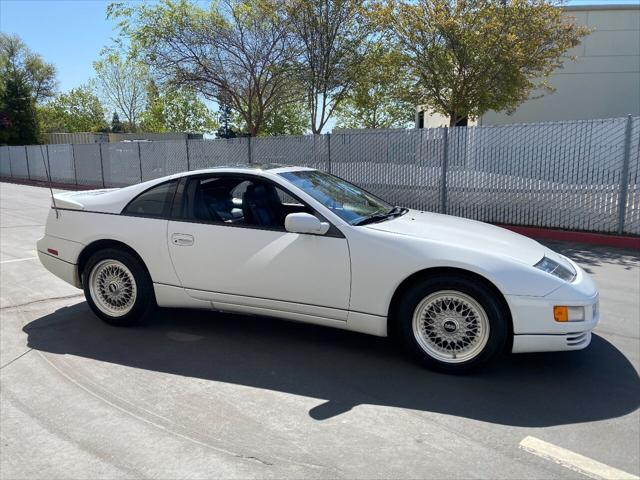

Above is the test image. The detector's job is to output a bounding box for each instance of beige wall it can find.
[416,110,478,128]
[480,5,640,125]
[47,132,204,144]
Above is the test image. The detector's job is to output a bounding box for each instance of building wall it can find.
[416,110,479,129]
[47,132,204,144]
[47,132,108,144]
[480,5,640,125]
[107,132,203,142]
[332,127,414,134]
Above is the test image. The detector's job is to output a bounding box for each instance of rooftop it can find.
[564,3,640,10]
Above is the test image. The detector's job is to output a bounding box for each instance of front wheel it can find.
[83,248,155,326]
[394,275,509,373]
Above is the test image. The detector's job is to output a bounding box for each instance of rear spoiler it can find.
[52,189,117,211]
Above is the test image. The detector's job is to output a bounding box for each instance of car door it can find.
[167,173,351,319]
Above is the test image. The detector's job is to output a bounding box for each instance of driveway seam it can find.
[0,293,83,311]
[0,349,33,370]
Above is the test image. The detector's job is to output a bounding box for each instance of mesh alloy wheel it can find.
[88,259,138,317]
[412,290,490,364]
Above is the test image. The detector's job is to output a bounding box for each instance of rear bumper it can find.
[37,250,81,288]
[37,234,83,288]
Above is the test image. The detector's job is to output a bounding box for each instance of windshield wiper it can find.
[353,206,407,226]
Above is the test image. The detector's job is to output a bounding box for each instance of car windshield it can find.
[279,170,395,225]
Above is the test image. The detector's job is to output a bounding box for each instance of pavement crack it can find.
[0,293,83,311]
[0,349,33,370]
[0,224,45,228]
[236,455,274,466]
[36,352,310,471]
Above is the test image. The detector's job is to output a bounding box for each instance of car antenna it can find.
[40,145,58,218]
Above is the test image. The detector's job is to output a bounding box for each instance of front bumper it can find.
[512,332,593,353]
[507,258,599,353]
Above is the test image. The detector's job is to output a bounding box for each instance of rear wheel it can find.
[83,248,154,326]
[394,275,508,373]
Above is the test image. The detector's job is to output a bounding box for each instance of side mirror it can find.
[285,213,330,235]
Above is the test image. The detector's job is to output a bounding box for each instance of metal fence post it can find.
[98,143,106,188]
[326,133,331,174]
[8,147,13,178]
[45,144,51,182]
[137,142,143,182]
[71,143,78,185]
[247,136,252,164]
[617,115,633,234]
[24,145,31,180]
[386,131,390,165]
[440,126,450,214]
[185,139,191,171]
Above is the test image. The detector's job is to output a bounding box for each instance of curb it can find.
[498,225,640,250]
[0,176,93,191]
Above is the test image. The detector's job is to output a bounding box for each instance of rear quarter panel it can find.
[44,208,180,286]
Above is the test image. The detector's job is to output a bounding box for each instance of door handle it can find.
[171,233,194,246]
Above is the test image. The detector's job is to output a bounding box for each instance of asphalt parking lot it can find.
[1,180,638,479]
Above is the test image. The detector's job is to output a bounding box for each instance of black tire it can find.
[393,274,509,373]
[82,248,155,326]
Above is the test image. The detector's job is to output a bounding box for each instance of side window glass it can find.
[277,188,304,207]
[231,180,252,207]
[241,182,311,228]
[123,180,178,218]
[184,176,314,230]
[187,176,244,223]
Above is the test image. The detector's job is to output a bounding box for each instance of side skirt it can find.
[153,283,388,337]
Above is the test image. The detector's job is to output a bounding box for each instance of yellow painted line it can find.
[0,256,38,264]
[520,436,639,480]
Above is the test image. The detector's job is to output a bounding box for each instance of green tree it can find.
[139,82,218,134]
[217,99,238,138]
[111,112,124,133]
[38,86,107,133]
[285,0,374,134]
[139,81,165,132]
[223,101,307,136]
[0,72,39,145]
[261,101,308,136]
[335,47,415,129]
[93,52,148,131]
[0,33,57,103]
[108,0,298,136]
[387,0,589,126]
[0,34,57,144]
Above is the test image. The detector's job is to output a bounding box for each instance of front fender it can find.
[346,228,564,317]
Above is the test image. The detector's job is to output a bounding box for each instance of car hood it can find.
[365,210,547,266]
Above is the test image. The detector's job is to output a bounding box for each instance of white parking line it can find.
[0,256,38,264]
[520,436,639,480]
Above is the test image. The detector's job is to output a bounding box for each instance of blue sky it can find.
[1,0,117,93]
[2,0,637,94]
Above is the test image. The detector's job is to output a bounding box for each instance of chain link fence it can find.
[1,116,638,235]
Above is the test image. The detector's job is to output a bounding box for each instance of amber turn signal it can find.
[554,306,568,322]
[554,305,585,322]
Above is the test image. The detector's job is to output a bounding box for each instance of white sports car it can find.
[38,165,599,372]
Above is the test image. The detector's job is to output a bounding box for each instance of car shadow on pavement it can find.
[541,241,640,273]
[24,302,639,426]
